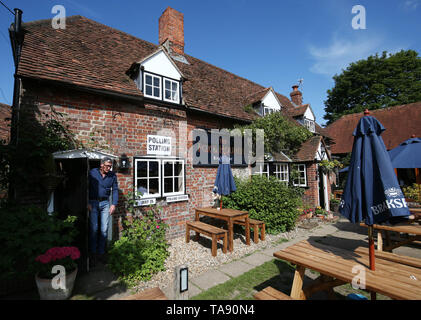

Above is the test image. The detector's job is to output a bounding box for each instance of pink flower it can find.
[156,225,160,229]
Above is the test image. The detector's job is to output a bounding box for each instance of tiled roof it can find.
[325,102,421,154]
[285,104,309,118]
[293,135,322,162]
[18,15,297,122]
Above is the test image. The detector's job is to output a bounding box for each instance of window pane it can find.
[174,177,183,192]
[172,91,178,101]
[145,85,152,96]
[174,162,183,176]
[165,79,171,89]
[164,178,173,193]
[164,162,173,177]
[136,161,147,178]
[137,179,148,196]
[165,89,171,100]
[149,161,159,177]
[153,77,160,87]
[172,82,178,91]
[145,75,152,85]
[154,87,160,97]
[149,178,159,194]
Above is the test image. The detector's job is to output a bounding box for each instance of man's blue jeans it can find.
[89,200,110,255]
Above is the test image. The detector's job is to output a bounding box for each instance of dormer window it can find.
[263,106,275,116]
[144,73,162,99]
[164,79,179,103]
[304,118,315,133]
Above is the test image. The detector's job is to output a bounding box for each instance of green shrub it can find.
[222,175,303,234]
[402,183,421,202]
[107,206,169,287]
[0,205,78,280]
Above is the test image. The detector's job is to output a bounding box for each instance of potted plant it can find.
[34,246,80,300]
[330,195,341,212]
[299,207,314,220]
[315,206,329,219]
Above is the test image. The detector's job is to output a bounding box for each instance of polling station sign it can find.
[147,135,172,155]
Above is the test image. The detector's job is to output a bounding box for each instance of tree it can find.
[324,50,421,125]
[234,111,313,157]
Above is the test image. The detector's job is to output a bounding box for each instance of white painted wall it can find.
[141,50,182,80]
[315,142,329,161]
[262,90,282,111]
[304,106,315,121]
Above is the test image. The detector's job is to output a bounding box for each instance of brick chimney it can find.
[159,7,184,55]
[290,85,303,106]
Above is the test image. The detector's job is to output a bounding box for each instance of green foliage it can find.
[402,183,421,202]
[324,50,421,124]
[222,175,303,234]
[314,206,328,216]
[107,199,169,287]
[0,205,78,280]
[319,159,344,173]
[234,111,313,157]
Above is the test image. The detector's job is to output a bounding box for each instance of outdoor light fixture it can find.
[180,267,188,293]
[119,154,130,170]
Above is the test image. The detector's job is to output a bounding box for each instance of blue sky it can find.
[1,0,420,126]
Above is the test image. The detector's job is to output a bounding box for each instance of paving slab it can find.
[218,260,255,278]
[241,252,273,267]
[190,269,231,291]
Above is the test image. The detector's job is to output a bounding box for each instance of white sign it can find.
[166,195,189,203]
[135,198,156,207]
[147,135,171,155]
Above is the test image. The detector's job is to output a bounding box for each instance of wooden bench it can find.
[186,221,228,257]
[254,286,294,300]
[120,287,168,300]
[355,246,421,269]
[234,218,265,243]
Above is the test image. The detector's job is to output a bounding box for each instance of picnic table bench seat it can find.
[355,246,421,269]
[186,221,227,257]
[254,286,294,300]
[234,218,265,243]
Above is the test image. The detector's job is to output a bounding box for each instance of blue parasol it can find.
[214,155,236,209]
[339,110,411,275]
[388,136,421,169]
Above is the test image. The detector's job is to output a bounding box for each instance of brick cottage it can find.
[11,7,334,243]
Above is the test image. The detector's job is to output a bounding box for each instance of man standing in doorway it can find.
[88,157,118,266]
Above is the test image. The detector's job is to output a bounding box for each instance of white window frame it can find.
[162,159,185,197]
[304,118,315,133]
[163,78,180,104]
[144,72,162,100]
[274,164,289,182]
[134,158,162,199]
[252,163,269,178]
[293,164,307,187]
[263,106,275,116]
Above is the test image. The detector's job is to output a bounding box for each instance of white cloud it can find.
[308,36,381,76]
[308,35,407,77]
[403,0,420,10]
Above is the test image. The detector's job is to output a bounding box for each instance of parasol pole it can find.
[364,109,376,300]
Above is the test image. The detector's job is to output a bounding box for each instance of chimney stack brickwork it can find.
[290,85,303,106]
[159,7,184,55]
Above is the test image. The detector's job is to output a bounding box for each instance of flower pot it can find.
[35,267,77,300]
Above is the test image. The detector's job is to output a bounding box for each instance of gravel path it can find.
[131,219,331,293]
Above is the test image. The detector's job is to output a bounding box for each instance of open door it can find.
[54,158,89,273]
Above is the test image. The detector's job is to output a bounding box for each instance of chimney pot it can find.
[290,85,303,106]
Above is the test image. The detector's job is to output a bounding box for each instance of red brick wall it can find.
[0,103,11,143]
[159,7,184,55]
[18,80,242,239]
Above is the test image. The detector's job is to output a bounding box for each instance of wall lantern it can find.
[180,267,188,293]
[119,154,130,170]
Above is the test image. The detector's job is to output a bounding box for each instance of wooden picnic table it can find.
[359,222,421,251]
[195,207,250,252]
[273,240,421,300]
